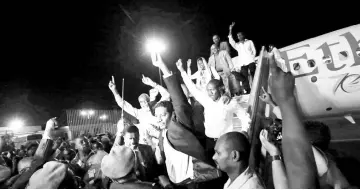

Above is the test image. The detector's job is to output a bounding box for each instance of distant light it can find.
[88,110,95,115]
[8,119,24,129]
[80,110,87,116]
[146,38,165,53]
[99,114,108,120]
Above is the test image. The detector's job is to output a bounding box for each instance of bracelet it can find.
[270,155,282,162]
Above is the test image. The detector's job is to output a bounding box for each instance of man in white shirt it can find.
[108,75,170,148]
[228,22,256,93]
[213,132,264,189]
[177,59,251,160]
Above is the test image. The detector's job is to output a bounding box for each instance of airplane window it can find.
[322,55,332,64]
[307,59,316,67]
[356,47,360,57]
[293,62,300,71]
[338,51,348,61]
[311,76,317,83]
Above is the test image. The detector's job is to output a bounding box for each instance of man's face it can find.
[211,46,218,55]
[155,106,171,130]
[213,139,232,172]
[27,146,37,157]
[138,96,149,109]
[75,137,90,153]
[207,82,221,101]
[197,60,205,70]
[124,132,139,149]
[213,35,220,45]
[237,32,244,41]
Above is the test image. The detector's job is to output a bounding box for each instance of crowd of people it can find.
[0,22,356,189]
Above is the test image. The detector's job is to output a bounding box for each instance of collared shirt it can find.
[162,130,194,184]
[181,71,251,138]
[208,51,234,73]
[228,36,256,67]
[224,167,264,189]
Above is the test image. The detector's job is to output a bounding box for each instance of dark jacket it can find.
[135,144,159,182]
[160,74,214,166]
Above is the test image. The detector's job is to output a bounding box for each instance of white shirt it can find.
[224,167,264,189]
[228,35,256,67]
[181,71,251,138]
[162,130,194,183]
[187,65,212,93]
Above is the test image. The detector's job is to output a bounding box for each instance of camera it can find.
[264,118,283,147]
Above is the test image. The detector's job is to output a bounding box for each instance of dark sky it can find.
[1,0,358,126]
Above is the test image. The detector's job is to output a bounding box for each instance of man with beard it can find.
[213,132,264,189]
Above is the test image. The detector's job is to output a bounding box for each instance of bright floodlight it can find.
[146,38,165,53]
[9,119,24,129]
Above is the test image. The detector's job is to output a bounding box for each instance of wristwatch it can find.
[270,155,282,162]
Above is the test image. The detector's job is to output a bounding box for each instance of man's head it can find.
[26,144,38,157]
[210,44,219,55]
[74,137,91,154]
[213,35,220,46]
[138,93,150,109]
[154,101,174,130]
[304,121,331,151]
[206,79,223,101]
[123,125,140,150]
[197,57,205,70]
[91,141,103,152]
[219,41,230,53]
[213,132,250,173]
[237,32,245,41]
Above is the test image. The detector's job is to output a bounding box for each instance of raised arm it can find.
[268,53,318,188]
[142,75,170,102]
[150,53,214,166]
[228,22,237,49]
[108,77,140,118]
[10,118,56,189]
[177,60,212,106]
[259,87,282,119]
[260,130,288,189]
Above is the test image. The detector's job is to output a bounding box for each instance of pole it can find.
[158,68,162,86]
[121,78,125,124]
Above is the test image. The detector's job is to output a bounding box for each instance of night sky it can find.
[1,0,358,126]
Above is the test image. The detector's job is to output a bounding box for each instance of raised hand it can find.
[259,129,280,156]
[201,57,208,66]
[259,86,274,105]
[268,53,295,104]
[43,117,58,140]
[151,52,165,68]
[149,88,159,100]
[108,76,117,92]
[142,74,156,87]
[229,22,235,30]
[176,59,185,72]
[187,59,191,67]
